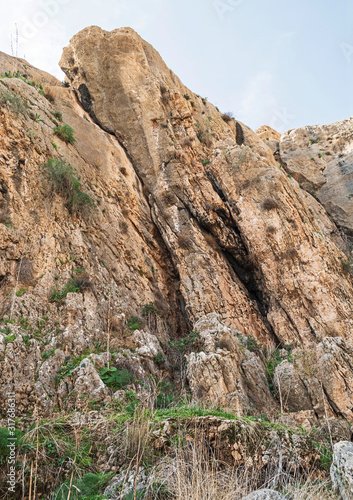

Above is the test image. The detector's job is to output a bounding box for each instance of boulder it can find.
[331,441,353,500]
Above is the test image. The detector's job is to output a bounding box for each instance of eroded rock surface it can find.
[185,313,277,415]
[0,26,352,422]
[280,117,353,237]
[331,441,353,500]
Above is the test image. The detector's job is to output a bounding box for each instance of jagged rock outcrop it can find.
[185,313,277,415]
[60,26,353,346]
[280,117,353,238]
[0,26,353,422]
[274,337,353,422]
[331,441,353,500]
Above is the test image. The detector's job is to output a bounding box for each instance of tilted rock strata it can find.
[61,26,353,346]
[280,117,353,237]
[0,26,352,421]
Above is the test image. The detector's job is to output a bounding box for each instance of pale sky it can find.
[1,0,352,132]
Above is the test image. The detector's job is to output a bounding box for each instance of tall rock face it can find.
[0,26,353,422]
[60,26,353,345]
[279,117,353,238]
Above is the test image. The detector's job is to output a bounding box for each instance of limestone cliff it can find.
[0,26,353,427]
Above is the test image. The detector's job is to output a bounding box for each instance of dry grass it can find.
[160,85,170,105]
[149,440,338,500]
[180,136,192,148]
[282,247,297,260]
[178,234,193,250]
[262,198,279,211]
[221,113,233,123]
[203,232,219,251]
[44,88,55,103]
[4,396,339,500]
[266,225,277,235]
[196,122,213,148]
[152,443,241,499]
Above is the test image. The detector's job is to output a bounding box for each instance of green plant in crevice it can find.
[51,110,63,122]
[0,90,27,115]
[264,348,283,390]
[127,316,142,331]
[99,367,133,390]
[49,277,89,303]
[154,380,175,409]
[53,472,113,500]
[53,123,76,144]
[168,329,201,354]
[245,335,262,353]
[44,159,95,216]
[15,287,27,297]
[142,303,160,318]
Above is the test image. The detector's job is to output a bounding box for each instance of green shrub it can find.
[53,124,76,144]
[169,329,201,354]
[245,335,262,352]
[142,303,160,317]
[221,112,233,122]
[42,348,56,361]
[127,316,142,330]
[53,472,113,500]
[100,367,133,389]
[154,353,165,365]
[44,159,94,215]
[123,489,146,500]
[315,443,333,471]
[155,381,174,409]
[49,277,90,302]
[265,349,283,390]
[0,90,27,115]
[4,334,16,344]
[52,110,63,121]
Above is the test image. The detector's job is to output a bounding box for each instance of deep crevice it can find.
[72,87,190,335]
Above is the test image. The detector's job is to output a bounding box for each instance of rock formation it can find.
[331,441,353,499]
[280,117,353,238]
[0,25,352,430]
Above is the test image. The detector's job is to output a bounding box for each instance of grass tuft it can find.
[53,124,76,144]
[44,159,94,216]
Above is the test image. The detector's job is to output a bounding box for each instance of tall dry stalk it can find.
[28,461,33,500]
[67,427,80,500]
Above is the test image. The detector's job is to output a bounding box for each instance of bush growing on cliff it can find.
[51,110,63,121]
[49,276,91,303]
[0,90,27,115]
[341,257,353,275]
[100,367,133,390]
[221,112,233,122]
[168,329,201,354]
[53,123,76,144]
[44,159,94,215]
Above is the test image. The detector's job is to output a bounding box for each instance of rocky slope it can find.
[0,25,353,432]
[280,118,353,238]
